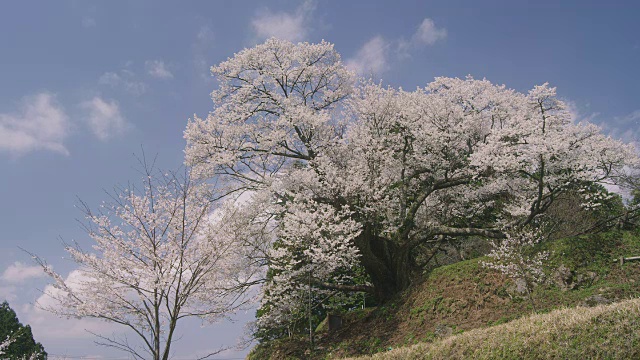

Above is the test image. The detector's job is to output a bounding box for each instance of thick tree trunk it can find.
[354,225,413,302]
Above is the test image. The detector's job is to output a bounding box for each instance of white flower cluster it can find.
[0,336,14,355]
[483,229,550,289]
[0,334,41,360]
[257,194,363,329]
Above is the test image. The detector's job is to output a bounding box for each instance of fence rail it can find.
[613,256,640,265]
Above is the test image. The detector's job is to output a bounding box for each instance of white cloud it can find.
[145,60,173,79]
[251,0,316,42]
[1,262,45,284]
[98,71,146,96]
[349,18,446,76]
[25,306,115,348]
[398,18,447,59]
[24,270,121,340]
[564,100,580,123]
[0,93,70,156]
[33,269,85,311]
[412,18,447,45]
[346,36,390,76]
[82,17,96,28]
[81,97,128,141]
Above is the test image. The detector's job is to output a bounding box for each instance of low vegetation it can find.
[348,296,640,359]
[248,229,640,359]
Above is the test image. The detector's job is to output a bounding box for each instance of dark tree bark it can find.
[354,225,414,302]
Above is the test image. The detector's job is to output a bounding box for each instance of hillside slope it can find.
[348,296,640,359]
[248,229,640,359]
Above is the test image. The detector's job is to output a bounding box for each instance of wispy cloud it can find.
[197,24,214,43]
[413,18,447,46]
[0,93,70,156]
[567,103,639,150]
[346,36,390,77]
[192,24,216,81]
[82,16,96,28]
[398,17,447,58]
[611,110,640,146]
[563,100,599,124]
[251,0,316,42]
[81,97,128,141]
[98,70,146,96]
[145,60,173,79]
[1,262,45,284]
[348,17,447,76]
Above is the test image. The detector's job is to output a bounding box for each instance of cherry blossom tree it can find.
[34,160,259,360]
[482,228,550,312]
[184,38,639,321]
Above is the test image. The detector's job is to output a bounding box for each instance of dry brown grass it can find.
[346,297,640,359]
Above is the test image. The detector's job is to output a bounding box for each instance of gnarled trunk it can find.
[354,225,413,302]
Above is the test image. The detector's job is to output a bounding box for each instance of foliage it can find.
[35,162,259,360]
[0,302,45,360]
[539,183,627,239]
[184,38,640,339]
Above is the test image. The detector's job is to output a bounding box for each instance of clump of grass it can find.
[346,297,640,360]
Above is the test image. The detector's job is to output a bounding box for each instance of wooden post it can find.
[328,314,343,331]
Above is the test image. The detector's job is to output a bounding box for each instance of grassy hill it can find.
[248,229,640,359]
[347,297,640,359]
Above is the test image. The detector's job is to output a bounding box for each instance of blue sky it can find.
[1,0,639,358]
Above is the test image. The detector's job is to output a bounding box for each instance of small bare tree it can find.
[34,159,259,360]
